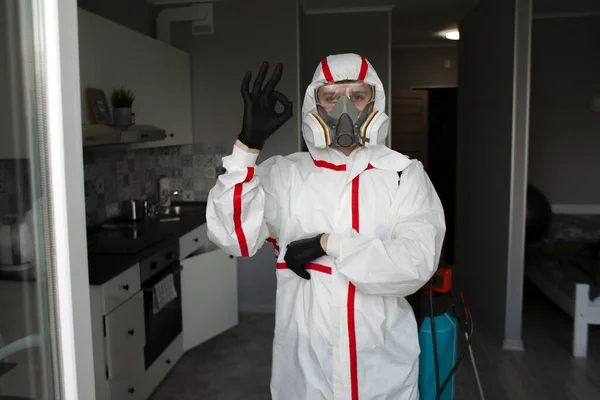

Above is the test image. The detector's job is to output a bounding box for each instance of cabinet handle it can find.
[165,358,171,365]
[169,133,175,137]
[229,255,234,259]
[127,329,135,336]
[121,284,130,291]
[193,238,199,242]
[128,387,135,394]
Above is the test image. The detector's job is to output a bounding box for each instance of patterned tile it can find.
[193,179,206,192]
[181,154,193,167]
[97,193,105,209]
[181,144,193,155]
[158,155,172,168]
[106,202,119,217]
[116,160,127,175]
[95,177,105,194]
[182,190,194,201]
[193,143,205,154]
[0,145,222,225]
[173,156,182,169]
[205,166,216,179]
[134,169,145,182]
[182,179,193,191]
[183,167,194,179]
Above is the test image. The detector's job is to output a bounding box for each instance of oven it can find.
[139,242,182,370]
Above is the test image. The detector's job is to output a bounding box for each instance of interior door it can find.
[391,89,429,168]
[181,245,238,352]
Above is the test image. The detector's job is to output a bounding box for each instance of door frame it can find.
[410,85,458,89]
[41,0,95,397]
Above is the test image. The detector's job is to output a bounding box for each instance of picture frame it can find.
[86,88,113,124]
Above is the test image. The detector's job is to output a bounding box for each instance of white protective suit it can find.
[207,53,446,400]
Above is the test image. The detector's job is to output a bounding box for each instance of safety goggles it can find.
[315,81,375,113]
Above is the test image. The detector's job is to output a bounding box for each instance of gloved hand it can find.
[238,61,294,150]
[284,234,326,280]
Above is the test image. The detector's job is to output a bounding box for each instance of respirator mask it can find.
[303,81,389,149]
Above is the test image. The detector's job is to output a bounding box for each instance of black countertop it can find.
[0,203,208,286]
[87,211,207,286]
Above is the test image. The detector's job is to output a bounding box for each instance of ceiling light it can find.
[444,31,460,41]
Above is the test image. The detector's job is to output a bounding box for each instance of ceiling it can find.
[301,0,600,46]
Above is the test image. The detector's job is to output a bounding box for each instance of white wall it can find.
[392,46,458,89]
[528,16,600,205]
[170,0,300,312]
[299,10,391,150]
[300,11,391,102]
[77,0,158,37]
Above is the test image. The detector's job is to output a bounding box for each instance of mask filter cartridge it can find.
[319,96,370,148]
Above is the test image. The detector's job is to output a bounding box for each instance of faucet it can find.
[147,190,179,218]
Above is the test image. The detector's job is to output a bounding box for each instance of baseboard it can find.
[502,338,525,351]
[551,204,600,215]
[239,304,275,314]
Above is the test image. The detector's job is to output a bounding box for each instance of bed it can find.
[524,212,600,358]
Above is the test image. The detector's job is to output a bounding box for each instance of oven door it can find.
[142,261,182,370]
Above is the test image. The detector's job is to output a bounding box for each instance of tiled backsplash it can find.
[84,143,226,225]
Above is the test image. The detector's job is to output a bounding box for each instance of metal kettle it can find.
[123,199,146,221]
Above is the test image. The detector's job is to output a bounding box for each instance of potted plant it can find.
[111,86,136,127]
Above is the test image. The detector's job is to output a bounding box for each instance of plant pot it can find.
[113,107,133,128]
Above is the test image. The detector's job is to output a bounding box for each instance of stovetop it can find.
[86,206,207,286]
[87,224,168,255]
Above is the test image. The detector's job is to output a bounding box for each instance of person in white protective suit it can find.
[206,53,446,400]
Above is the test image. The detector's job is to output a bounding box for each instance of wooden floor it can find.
[455,279,600,400]
[152,279,599,400]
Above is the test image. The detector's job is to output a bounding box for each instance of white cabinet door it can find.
[103,291,145,380]
[181,245,238,352]
[126,38,193,149]
[77,8,193,148]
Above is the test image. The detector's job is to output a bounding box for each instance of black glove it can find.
[238,62,294,150]
[284,234,326,280]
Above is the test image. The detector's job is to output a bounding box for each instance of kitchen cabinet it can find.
[181,244,238,352]
[77,8,193,148]
[104,291,145,380]
[89,221,239,399]
[89,266,145,400]
[139,334,183,399]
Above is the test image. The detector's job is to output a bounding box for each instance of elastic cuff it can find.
[325,232,344,259]
[231,143,259,167]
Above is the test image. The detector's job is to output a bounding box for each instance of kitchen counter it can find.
[87,203,207,286]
